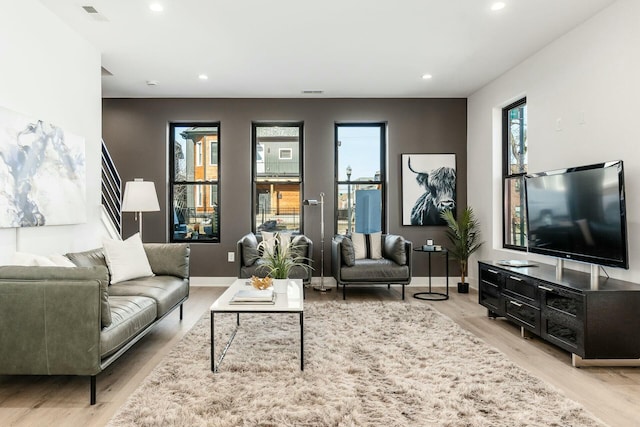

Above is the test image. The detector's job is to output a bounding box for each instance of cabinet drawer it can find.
[504,296,540,334]
[479,281,501,313]
[504,274,538,303]
[480,266,503,286]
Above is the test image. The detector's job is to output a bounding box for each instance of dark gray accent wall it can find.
[102,98,467,278]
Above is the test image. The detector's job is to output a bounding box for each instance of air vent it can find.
[82,5,109,21]
[302,90,324,94]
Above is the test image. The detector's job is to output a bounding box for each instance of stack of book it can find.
[230,288,276,304]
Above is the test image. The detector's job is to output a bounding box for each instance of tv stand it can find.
[479,261,640,366]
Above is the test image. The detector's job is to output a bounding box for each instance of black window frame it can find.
[251,121,304,235]
[334,122,387,235]
[502,98,527,251]
[169,121,221,243]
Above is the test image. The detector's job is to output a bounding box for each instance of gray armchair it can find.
[331,234,412,300]
[236,232,313,285]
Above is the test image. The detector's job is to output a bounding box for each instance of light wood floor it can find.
[1,284,639,427]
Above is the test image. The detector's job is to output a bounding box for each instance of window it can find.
[335,123,386,235]
[503,98,527,249]
[279,148,293,160]
[252,122,302,234]
[196,142,203,166]
[170,123,220,242]
[209,141,217,165]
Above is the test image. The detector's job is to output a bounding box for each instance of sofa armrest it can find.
[143,243,190,279]
[0,266,108,376]
[404,240,413,280]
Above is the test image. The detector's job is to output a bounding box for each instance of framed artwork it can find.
[0,106,86,228]
[401,153,456,226]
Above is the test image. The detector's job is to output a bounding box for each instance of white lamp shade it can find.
[122,179,160,212]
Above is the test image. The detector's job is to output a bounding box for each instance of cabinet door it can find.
[479,265,503,315]
[539,283,584,354]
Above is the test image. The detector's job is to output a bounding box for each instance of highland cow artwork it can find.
[0,106,86,228]
[402,154,456,226]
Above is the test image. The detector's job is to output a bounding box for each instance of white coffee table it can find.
[210,278,304,372]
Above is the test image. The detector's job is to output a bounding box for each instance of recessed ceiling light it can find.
[491,2,506,11]
[149,3,164,12]
[198,74,208,80]
[422,74,433,80]
[146,80,159,86]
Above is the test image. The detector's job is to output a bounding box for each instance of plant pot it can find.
[273,279,289,294]
[457,282,469,294]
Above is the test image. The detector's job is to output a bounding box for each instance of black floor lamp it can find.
[303,192,330,292]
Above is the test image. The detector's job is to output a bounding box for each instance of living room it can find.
[1,0,639,426]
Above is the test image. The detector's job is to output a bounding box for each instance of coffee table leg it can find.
[300,312,304,371]
[210,311,215,372]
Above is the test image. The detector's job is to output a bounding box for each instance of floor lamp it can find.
[303,192,330,292]
[121,178,160,239]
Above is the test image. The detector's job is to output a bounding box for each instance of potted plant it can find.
[257,234,312,292]
[441,207,484,293]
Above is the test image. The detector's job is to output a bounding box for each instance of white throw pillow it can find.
[103,233,154,284]
[11,252,79,267]
[11,252,57,266]
[351,232,382,260]
[261,231,277,257]
[278,232,292,253]
[47,254,76,267]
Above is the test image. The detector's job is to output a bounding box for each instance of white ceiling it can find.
[38,0,616,98]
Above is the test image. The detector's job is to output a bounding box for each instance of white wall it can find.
[468,0,640,283]
[0,0,102,262]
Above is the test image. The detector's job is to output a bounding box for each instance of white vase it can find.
[273,279,289,294]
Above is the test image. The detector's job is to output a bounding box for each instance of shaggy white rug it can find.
[108,301,605,427]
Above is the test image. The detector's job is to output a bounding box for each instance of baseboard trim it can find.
[189,276,475,289]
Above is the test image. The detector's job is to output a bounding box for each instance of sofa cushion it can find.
[241,233,260,267]
[143,243,190,279]
[108,275,189,317]
[100,295,157,358]
[66,248,108,268]
[103,233,154,284]
[383,234,407,265]
[352,232,382,260]
[290,234,310,259]
[339,258,410,282]
[341,237,356,267]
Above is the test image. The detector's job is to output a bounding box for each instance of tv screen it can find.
[525,160,628,269]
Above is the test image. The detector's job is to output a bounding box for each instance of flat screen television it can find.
[524,160,629,269]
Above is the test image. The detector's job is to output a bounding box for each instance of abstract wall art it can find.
[401,153,456,226]
[0,106,86,228]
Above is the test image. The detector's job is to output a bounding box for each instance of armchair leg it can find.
[343,284,346,300]
[387,284,390,289]
[402,285,405,300]
[180,304,183,320]
[90,375,96,405]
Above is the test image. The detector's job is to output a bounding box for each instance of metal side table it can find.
[412,247,449,301]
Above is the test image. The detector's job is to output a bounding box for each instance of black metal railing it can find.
[101,139,122,236]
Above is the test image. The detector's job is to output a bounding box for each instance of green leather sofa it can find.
[0,243,190,405]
